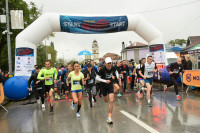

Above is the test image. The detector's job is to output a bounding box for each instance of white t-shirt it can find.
[143,62,155,78]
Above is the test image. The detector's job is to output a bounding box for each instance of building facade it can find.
[92,40,99,63]
[121,42,149,63]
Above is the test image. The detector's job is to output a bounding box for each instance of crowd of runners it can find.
[28,56,184,124]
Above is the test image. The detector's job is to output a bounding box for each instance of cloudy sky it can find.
[24,0,200,62]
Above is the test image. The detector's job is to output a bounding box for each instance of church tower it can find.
[92,40,99,63]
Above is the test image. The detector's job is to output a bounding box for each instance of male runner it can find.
[139,56,157,107]
[37,61,57,112]
[96,57,117,124]
[28,66,45,109]
[164,57,183,100]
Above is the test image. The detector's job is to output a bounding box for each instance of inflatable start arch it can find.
[15,13,164,76]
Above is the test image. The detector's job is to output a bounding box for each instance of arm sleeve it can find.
[115,70,119,78]
[37,69,44,80]
[95,75,107,83]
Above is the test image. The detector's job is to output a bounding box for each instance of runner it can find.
[96,57,117,124]
[139,56,157,107]
[121,60,129,94]
[115,60,123,97]
[67,62,85,118]
[66,64,73,101]
[61,66,68,97]
[164,57,183,100]
[136,58,146,98]
[84,63,97,108]
[28,66,45,109]
[129,60,136,90]
[54,66,62,100]
[37,61,57,112]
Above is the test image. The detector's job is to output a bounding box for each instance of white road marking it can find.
[120,110,160,133]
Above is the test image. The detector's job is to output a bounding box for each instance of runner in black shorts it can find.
[37,61,57,112]
[96,57,117,124]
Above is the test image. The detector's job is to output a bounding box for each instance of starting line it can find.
[120,110,160,133]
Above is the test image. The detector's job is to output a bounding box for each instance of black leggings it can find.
[167,76,179,95]
[87,86,96,104]
[96,83,102,96]
[131,75,135,89]
[35,88,44,104]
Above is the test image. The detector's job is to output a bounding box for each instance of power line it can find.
[130,0,200,14]
[172,15,200,39]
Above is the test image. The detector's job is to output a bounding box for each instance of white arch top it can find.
[15,13,164,76]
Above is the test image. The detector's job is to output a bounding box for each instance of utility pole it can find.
[45,39,47,60]
[5,0,12,74]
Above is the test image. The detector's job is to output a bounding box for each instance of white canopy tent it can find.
[15,13,164,76]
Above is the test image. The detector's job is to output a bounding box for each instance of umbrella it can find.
[78,50,92,56]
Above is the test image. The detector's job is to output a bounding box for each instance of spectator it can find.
[186,56,192,70]
[181,56,187,70]
[32,65,38,74]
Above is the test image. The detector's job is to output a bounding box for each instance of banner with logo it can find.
[15,47,34,75]
[0,83,4,104]
[183,70,200,86]
[60,15,128,34]
[149,44,166,64]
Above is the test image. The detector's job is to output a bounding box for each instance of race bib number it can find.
[46,77,52,81]
[148,72,154,75]
[88,79,94,84]
[73,81,80,85]
[105,73,112,79]
[173,69,179,74]
[36,87,42,90]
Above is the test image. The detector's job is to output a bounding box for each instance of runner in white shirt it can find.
[139,56,157,107]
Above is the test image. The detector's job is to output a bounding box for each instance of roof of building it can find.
[182,36,200,51]
[103,53,121,60]
[125,42,148,49]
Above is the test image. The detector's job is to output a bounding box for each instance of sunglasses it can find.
[107,62,112,64]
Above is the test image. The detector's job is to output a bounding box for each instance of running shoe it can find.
[57,95,60,100]
[68,98,72,102]
[177,95,182,101]
[148,102,152,107]
[92,98,94,103]
[164,85,167,92]
[117,93,122,97]
[76,112,80,118]
[37,99,40,104]
[50,105,54,112]
[136,92,140,97]
[42,104,45,109]
[107,118,113,124]
[99,95,102,98]
[71,101,75,110]
[138,93,143,98]
[92,98,95,107]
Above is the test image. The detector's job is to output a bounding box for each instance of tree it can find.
[168,39,187,46]
[50,41,54,49]
[37,44,57,67]
[0,0,41,72]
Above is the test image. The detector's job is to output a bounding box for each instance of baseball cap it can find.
[105,57,112,64]
[86,63,92,68]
